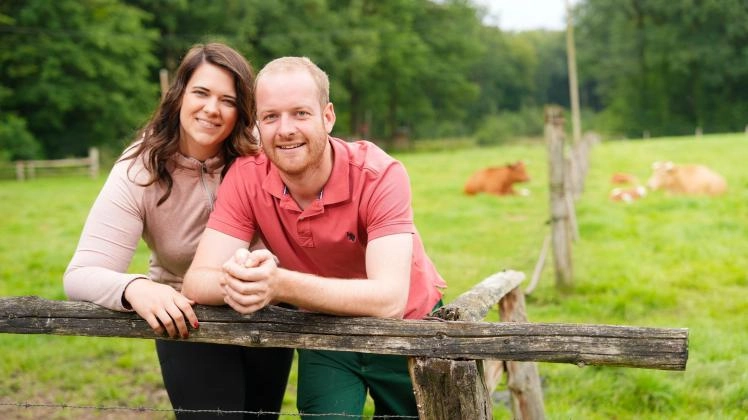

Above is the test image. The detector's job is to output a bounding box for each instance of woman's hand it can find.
[124,279,199,338]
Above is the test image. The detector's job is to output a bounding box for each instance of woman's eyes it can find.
[191,90,236,107]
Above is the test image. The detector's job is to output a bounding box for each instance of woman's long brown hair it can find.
[123,43,259,205]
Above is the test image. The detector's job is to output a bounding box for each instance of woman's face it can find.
[178,62,238,161]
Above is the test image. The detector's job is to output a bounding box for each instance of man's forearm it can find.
[182,267,227,306]
[275,268,408,318]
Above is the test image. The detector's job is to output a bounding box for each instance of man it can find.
[183,56,446,419]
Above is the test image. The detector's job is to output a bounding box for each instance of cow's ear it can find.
[664,161,675,170]
[652,161,661,170]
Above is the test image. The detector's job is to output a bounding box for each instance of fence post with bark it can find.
[542,106,600,291]
[545,106,574,290]
[409,270,546,419]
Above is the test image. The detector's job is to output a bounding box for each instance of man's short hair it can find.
[256,56,329,107]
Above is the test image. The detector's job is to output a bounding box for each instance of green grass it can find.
[2,133,747,419]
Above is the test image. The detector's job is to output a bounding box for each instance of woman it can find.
[64,43,293,419]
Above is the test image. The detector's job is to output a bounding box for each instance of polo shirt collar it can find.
[262,153,286,200]
[261,136,351,206]
[323,137,351,205]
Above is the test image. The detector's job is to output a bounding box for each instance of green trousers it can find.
[297,302,442,419]
[297,349,418,419]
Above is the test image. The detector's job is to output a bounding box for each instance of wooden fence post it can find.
[499,288,546,419]
[88,147,99,179]
[15,161,25,181]
[409,271,546,419]
[574,132,598,194]
[410,358,492,420]
[564,158,580,241]
[565,0,582,148]
[160,69,169,99]
[545,106,573,290]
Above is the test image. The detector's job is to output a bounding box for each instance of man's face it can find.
[255,69,335,177]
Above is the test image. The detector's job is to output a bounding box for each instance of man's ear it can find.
[323,102,336,134]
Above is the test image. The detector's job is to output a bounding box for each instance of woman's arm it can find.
[64,160,150,309]
[63,160,197,338]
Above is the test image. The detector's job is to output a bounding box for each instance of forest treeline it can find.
[2,0,747,160]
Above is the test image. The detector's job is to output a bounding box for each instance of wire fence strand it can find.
[0,401,419,419]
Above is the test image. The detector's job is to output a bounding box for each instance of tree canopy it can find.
[576,0,748,137]
[1,0,745,159]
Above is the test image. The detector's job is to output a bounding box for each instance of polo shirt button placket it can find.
[297,216,314,248]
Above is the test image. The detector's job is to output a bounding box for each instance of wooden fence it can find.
[14,147,99,180]
[541,106,598,291]
[0,270,688,419]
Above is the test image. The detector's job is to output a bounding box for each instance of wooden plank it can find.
[0,296,688,370]
[21,157,91,167]
[432,270,524,321]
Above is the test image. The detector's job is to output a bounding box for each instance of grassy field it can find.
[1,133,747,419]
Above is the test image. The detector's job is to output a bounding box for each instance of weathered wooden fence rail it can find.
[0,270,688,419]
[0,296,688,367]
[14,147,99,180]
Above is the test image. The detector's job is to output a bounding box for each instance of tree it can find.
[576,0,748,137]
[468,27,538,119]
[0,0,158,157]
[356,0,484,140]
[0,11,43,161]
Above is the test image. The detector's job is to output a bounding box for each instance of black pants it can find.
[156,340,294,419]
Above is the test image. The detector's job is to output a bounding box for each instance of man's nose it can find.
[279,114,296,136]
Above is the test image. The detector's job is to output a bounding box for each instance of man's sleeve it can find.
[365,161,415,241]
[207,162,256,242]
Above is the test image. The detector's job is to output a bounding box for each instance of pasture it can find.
[1,133,747,419]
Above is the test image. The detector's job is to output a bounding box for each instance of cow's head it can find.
[507,161,530,182]
[647,161,676,190]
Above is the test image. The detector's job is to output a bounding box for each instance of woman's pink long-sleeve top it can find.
[64,152,224,311]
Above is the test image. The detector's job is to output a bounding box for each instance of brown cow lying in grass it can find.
[610,172,639,185]
[608,171,646,203]
[646,161,727,196]
[464,161,530,196]
[609,186,648,203]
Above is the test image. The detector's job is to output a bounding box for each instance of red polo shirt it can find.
[207,137,445,319]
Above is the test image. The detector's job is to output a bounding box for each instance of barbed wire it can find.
[0,401,419,419]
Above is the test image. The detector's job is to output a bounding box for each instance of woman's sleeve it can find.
[63,160,148,311]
